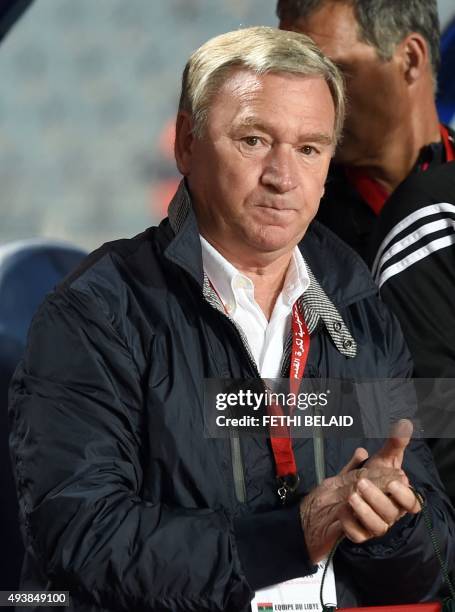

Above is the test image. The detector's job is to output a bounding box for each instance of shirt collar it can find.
[283,247,310,306]
[200,236,310,313]
[200,236,246,313]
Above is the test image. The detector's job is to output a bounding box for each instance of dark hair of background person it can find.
[276,0,441,81]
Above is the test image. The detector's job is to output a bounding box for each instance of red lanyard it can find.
[208,276,310,503]
[269,302,310,503]
[346,124,455,215]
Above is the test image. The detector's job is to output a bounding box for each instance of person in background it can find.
[278,0,455,504]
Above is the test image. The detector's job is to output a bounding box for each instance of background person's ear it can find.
[174,111,195,175]
[399,33,429,85]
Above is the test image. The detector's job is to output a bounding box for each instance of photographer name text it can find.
[215,414,354,428]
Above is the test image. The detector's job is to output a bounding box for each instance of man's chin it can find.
[248,227,306,254]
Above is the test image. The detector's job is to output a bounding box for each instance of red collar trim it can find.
[344,124,455,216]
[344,166,389,215]
[441,124,455,162]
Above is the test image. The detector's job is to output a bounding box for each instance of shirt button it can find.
[343,339,353,350]
[225,302,234,314]
[333,321,342,332]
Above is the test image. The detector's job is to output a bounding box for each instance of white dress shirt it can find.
[200,237,310,378]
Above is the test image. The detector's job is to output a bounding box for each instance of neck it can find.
[203,235,293,320]
[349,99,440,193]
[241,258,291,321]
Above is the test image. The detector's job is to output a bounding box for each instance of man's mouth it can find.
[257,204,297,212]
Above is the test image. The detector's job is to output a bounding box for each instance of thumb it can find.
[340,447,369,474]
[378,419,414,467]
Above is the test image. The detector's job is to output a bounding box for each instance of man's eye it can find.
[301,145,316,155]
[243,136,260,146]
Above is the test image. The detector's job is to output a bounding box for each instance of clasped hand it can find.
[300,419,422,563]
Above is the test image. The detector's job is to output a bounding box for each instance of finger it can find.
[365,468,408,492]
[339,466,404,495]
[387,481,422,514]
[349,489,396,538]
[338,505,373,544]
[376,419,414,468]
[328,466,405,501]
[340,447,369,474]
[356,478,403,526]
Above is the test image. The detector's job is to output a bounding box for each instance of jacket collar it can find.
[166,180,205,287]
[165,180,358,358]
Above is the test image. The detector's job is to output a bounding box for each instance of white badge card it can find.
[250,558,337,612]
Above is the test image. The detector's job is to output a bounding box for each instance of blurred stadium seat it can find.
[0,239,86,590]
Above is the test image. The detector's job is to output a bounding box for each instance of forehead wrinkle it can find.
[213,70,335,144]
[221,70,264,101]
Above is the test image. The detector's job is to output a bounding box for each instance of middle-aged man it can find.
[9,27,455,611]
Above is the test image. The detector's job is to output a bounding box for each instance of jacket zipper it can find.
[223,317,259,504]
[230,436,247,503]
[313,406,326,484]
[307,365,326,485]
[203,295,261,505]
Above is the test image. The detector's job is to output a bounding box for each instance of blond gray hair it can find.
[178,26,345,143]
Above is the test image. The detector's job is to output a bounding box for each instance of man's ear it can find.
[174,111,195,175]
[398,33,429,86]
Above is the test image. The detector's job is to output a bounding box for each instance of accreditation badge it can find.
[251,557,336,612]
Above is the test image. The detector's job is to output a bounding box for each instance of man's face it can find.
[176,69,335,263]
[280,2,408,166]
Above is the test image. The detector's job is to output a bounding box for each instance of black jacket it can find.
[369,160,455,502]
[370,161,455,379]
[317,127,455,264]
[9,183,455,611]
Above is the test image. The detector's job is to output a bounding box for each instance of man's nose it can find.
[261,145,299,194]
